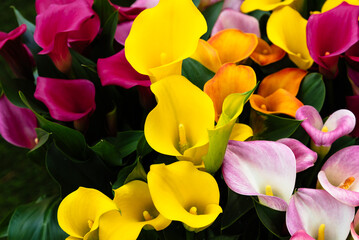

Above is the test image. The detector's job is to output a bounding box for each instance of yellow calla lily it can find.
[191,39,222,73]
[57,187,117,240]
[147,161,222,231]
[267,6,313,70]
[321,0,359,12]
[125,0,207,82]
[230,123,253,141]
[240,0,294,13]
[144,75,215,165]
[99,180,171,240]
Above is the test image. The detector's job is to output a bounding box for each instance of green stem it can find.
[186,230,195,240]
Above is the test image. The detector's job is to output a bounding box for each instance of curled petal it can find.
[290,230,315,240]
[351,210,359,240]
[241,0,294,13]
[277,138,317,172]
[147,161,222,230]
[98,49,150,88]
[222,0,244,11]
[114,21,133,46]
[250,38,286,66]
[34,77,96,122]
[321,0,359,12]
[0,95,37,149]
[223,140,296,211]
[229,123,253,141]
[191,39,222,73]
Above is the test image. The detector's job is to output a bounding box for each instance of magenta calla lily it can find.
[277,138,317,173]
[346,95,359,137]
[0,95,37,149]
[97,49,151,88]
[34,77,96,122]
[211,9,260,37]
[306,2,359,78]
[222,140,296,211]
[34,0,100,73]
[286,188,354,239]
[318,145,359,207]
[351,210,359,240]
[0,24,35,80]
[296,105,356,147]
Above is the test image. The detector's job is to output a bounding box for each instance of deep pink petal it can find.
[97,49,150,88]
[114,21,133,45]
[0,95,37,149]
[35,0,93,14]
[346,95,359,137]
[306,2,359,75]
[34,77,96,121]
[277,138,317,172]
[290,231,315,240]
[211,9,260,37]
[286,188,354,238]
[222,140,296,211]
[346,41,359,66]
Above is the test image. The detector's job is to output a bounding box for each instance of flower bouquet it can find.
[1,0,359,239]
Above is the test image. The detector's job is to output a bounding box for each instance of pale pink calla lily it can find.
[34,77,96,122]
[97,49,150,88]
[0,95,37,149]
[222,140,296,211]
[211,9,260,37]
[223,0,244,11]
[286,188,354,239]
[318,145,359,207]
[0,24,35,80]
[277,138,317,173]
[296,105,356,147]
[351,210,359,240]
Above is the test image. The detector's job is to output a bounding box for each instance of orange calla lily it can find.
[204,63,257,121]
[250,38,286,66]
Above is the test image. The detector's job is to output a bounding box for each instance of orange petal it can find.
[250,89,303,118]
[250,38,286,66]
[204,63,256,121]
[191,39,222,73]
[208,29,258,65]
[257,68,307,97]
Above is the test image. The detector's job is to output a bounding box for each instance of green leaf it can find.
[251,110,302,141]
[93,0,116,27]
[8,196,67,240]
[91,139,123,166]
[124,160,147,184]
[109,131,145,158]
[192,0,200,7]
[201,1,224,40]
[181,58,215,90]
[27,129,51,164]
[34,54,66,79]
[70,49,99,82]
[136,135,153,158]
[112,158,146,189]
[0,210,13,238]
[297,72,325,112]
[253,199,289,238]
[0,76,36,108]
[19,92,89,160]
[221,189,253,230]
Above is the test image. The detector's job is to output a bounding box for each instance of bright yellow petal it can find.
[208,29,258,65]
[204,63,256,121]
[57,187,117,239]
[144,75,215,158]
[267,6,313,70]
[240,0,294,13]
[250,38,286,66]
[99,181,171,240]
[147,161,222,230]
[125,0,207,80]
[230,123,253,141]
[321,0,359,12]
[250,89,304,117]
[191,39,222,73]
[257,68,307,97]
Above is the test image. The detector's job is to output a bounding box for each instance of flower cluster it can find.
[1,0,359,239]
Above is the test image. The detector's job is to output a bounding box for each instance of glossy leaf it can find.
[109,131,145,158]
[181,58,215,90]
[297,72,325,112]
[0,76,36,108]
[136,134,153,158]
[112,159,142,189]
[201,1,224,40]
[91,139,123,166]
[70,49,98,82]
[8,196,67,240]
[93,0,116,27]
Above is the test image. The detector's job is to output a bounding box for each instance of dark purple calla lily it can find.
[97,49,150,88]
[346,95,359,137]
[34,0,100,73]
[306,2,359,78]
[0,24,35,80]
[0,95,37,149]
[34,77,96,122]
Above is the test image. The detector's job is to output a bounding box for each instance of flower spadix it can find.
[318,145,359,207]
[286,188,354,240]
[144,75,214,165]
[57,187,117,240]
[267,6,313,70]
[147,161,222,231]
[222,140,296,211]
[125,0,207,82]
[99,180,171,240]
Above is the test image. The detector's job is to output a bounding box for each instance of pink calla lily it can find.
[97,49,151,88]
[277,138,317,173]
[351,210,359,240]
[34,77,96,122]
[286,188,354,239]
[318,145,359,207]
[0,95,37,149]
[222,140,296,211]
